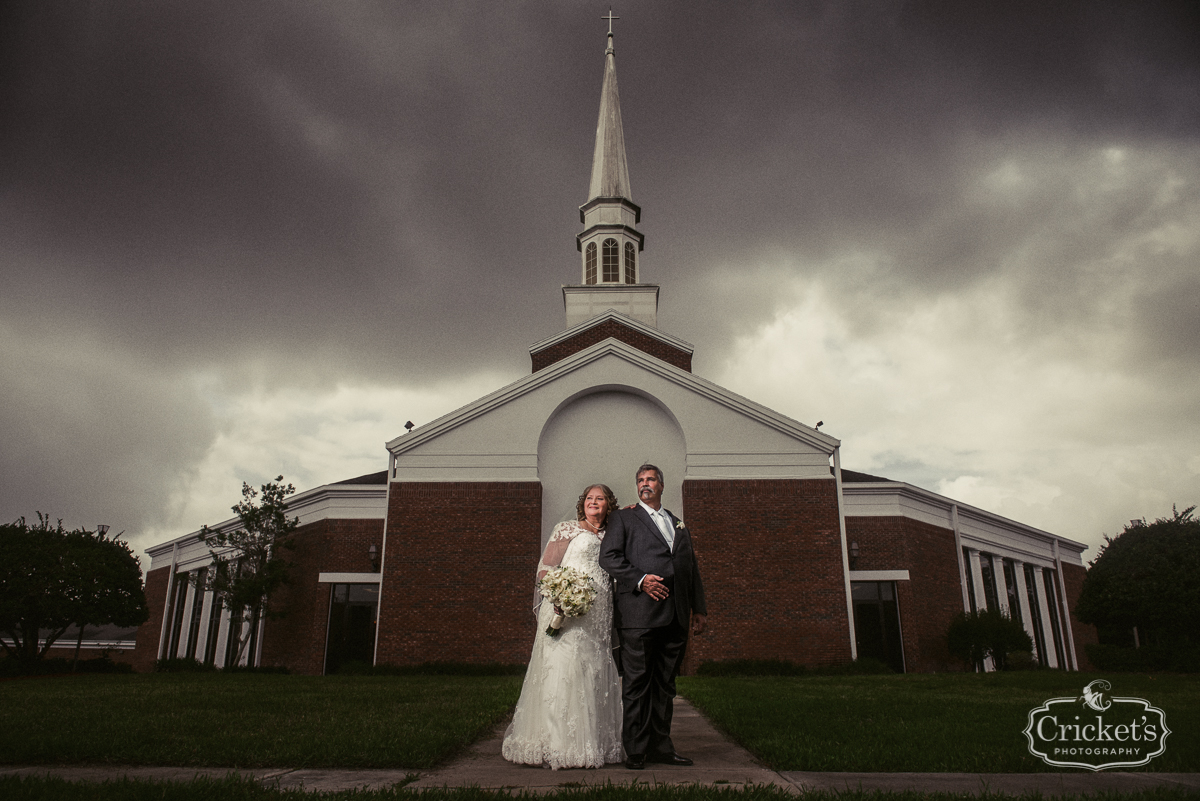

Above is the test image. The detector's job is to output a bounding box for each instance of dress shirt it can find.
[638,501,674,552]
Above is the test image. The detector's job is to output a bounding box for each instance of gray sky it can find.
[3,1,1197,563]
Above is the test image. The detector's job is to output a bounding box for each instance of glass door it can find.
[324,583,380,674]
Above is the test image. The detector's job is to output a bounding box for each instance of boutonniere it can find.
[675,520,685,530]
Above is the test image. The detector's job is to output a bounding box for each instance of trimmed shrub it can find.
[697,659,808,677]
[225,664,290,674]
[154,658,217,673]
[695,658,892,677]
[947,609,1033,671]
[0,655,134,677]
[1006,650,1038,671]
[1086,642,1200,673]
[1085,643,1147,672]
[344,661,525,676]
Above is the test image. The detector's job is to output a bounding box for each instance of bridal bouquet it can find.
[538,566,597,637]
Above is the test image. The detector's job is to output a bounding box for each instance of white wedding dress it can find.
[501,520,624,769]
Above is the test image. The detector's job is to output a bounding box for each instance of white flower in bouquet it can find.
[538,566,597,637]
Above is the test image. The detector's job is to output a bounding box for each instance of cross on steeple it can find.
[602,9,619,34]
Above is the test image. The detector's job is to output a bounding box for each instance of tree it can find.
[0,514,147,668]
[947,609,1033,671]
[67,527,150,670]
[201,477,299,667]
[1075,505,1199,667]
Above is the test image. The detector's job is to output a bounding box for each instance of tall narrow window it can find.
[979,553,1000,612]
[224,610,242,668]
[245,610,261,668]
[585,243,597,284]
[1043,568,1067,669]
[204,594,224,666]
[624,242,636,284]
[963,547,977,613]
[184,568,207,659]
[166,572,189,659]
[1002,559,1022,626]
[602,238,619,282]
[1024,563,1048,665]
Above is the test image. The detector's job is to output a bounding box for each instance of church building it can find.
[132,25,1096,676]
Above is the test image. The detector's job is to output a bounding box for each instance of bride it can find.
[501,484,624,769]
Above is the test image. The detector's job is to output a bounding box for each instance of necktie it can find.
[652,509,674,552]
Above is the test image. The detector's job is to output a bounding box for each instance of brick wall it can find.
[1061,562,1098,670]
[531,319,692,372]
[681,479,851,670]
[376,482,542,665]
[845,516,965,672]
[260,518,385,675]
[130,565,171,672]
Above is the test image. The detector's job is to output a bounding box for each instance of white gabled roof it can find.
[388,337,839,459]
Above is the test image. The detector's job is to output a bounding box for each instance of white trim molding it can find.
[388,337,840,457]
[849,570,911,581]
[318,572,382,584]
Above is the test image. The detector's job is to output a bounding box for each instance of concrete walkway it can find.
[4,699,1198,794]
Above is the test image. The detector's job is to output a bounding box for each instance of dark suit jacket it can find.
[599,505,707,630]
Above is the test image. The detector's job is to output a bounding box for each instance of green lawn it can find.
[0,673,521,769]
[677,671,1198,773]
[0,776,1196,801]
[3,671,1195,778]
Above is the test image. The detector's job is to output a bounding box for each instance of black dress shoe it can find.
[647,752,693,766]
[624,754,646,770]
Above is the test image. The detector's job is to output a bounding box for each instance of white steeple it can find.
[565,12,657,328]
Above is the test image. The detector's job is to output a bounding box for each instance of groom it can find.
[600,463,707,770]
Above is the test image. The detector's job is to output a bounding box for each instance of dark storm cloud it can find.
[5,1,1195,372]
[0,325,216,535]
[1,2,599,383]
[2,1,1197,540]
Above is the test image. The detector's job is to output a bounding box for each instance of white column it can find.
[174,572,195,659]
[214,606,231,668]
[993,557,1011,617]
[951,505,970,612]
[967,549,988,611]
[194,591,214,662]
[254,619,265,667]
[965,549,992,671]
[157,543,180,659]
[834,447,858,660]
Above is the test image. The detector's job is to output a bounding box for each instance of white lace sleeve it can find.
[536,521,580,582]
[530,521,585,616]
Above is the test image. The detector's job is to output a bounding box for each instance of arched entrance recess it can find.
[537,389,686,552]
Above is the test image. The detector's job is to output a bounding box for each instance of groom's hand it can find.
[642,574,669,600]
[692,613,707,635]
